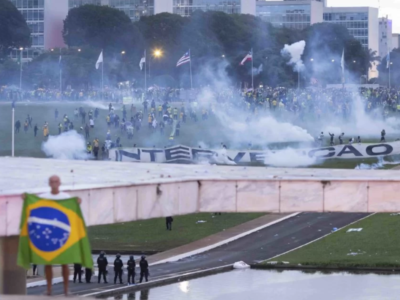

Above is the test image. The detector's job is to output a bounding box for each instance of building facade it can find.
[173,0,240,17]
[68,0,253,19]
[9,0,67,60]
[379,16,392,57]
[393,33,400,51]
[256,0,323,30]
[323,7,379,78]
[9,0,46,59]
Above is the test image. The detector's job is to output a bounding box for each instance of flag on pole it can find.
[258,63,263,74]
[139,50,146,70]
[341,49,345,83]
[95,51,103,70]
[387,51,391,69]
[176,51,191,67]
[341,49,345,71]
[240,50,253,65]
[17,194,93,269]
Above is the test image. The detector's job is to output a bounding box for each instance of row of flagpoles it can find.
[91,48,265,91]
[54,47,395,94]
[93,49,193,92]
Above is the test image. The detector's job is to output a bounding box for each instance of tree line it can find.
[0,1,388,89]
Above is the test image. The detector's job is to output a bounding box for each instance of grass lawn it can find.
[0,102,398,169]
[88,212,265,252]
[264,213,400,268]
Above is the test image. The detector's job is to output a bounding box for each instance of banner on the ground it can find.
[109,142,400,164]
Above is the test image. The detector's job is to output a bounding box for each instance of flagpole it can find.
[144,49,147,92]
[101,50,104,101]
[19,49,23,91]
[389,63,391,89]
[11,103,15,157]
[59,49,62,96]
[189,49,193,89]
[251,48,254,90]
[298,71,300,90]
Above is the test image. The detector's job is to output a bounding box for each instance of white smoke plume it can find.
[42,130,89,160]
[264,148,318,167]
[355,156,400,170]
[322,93,400,137]
[214,111,314,145]
[281,40,306,72]
[82,101,113,110]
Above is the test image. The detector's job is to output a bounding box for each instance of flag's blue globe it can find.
[28,207,71,252]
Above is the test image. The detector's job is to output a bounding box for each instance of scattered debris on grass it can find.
[347,228,363,233]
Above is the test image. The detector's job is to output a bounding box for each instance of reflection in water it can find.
[127,293,135,300]
[109,269,400,300]
[140,289,150,300]
[179,281,189,293]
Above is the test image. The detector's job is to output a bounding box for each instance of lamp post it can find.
[19,47,23,91]
[149,49,163,83]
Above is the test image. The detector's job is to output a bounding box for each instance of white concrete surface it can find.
[1,157,400,237]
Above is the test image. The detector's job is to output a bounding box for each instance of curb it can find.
[251,264,400,273]
[82,264,233,298]
[92,250,158,255]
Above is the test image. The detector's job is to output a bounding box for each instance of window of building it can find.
[174,0,240,17]
[257,4,311,30]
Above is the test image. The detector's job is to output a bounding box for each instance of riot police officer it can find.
[73,264,83,283]
[139,256,149,283]
[127,255,136,285]
[114,254,124,284]
[97,251,108,283]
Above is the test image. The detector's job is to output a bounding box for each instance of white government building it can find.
[8,0,398,79]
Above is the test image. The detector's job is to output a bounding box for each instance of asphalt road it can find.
[27,212,369,296]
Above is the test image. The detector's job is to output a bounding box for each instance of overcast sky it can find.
[327,0,400,33]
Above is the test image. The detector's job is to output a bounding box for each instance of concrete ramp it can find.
[1,157,400,237]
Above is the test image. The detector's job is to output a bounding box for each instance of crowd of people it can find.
[9,85,399,158]
[0,85,182,102]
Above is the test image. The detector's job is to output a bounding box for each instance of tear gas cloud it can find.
[42,130,89,160]
[281,41,306,72]
[264,148,318,167]
[83,101,113,110]
[355,156,400,170]
[322,93,400,137]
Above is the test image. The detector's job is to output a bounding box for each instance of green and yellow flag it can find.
[17,194,93,269]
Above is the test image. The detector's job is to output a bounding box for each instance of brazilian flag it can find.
[17,194,93,269]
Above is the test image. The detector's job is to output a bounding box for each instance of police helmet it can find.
[116,253,121,258]
[141,255,146,259]
[130,255,134,260]
[100,251,105,256]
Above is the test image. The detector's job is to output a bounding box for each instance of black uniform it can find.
[34,125,38,137]
[15,120,21,133]
[97,254,108,283]
[85,267,92,283]
[114,256,124,284]
[73,264,83,283]
[127,257,136,284]
[139,257,149,283]
[381,130,386,142]
[166,216,173,231]
[329,133,334,146]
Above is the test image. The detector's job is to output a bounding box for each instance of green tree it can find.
[378,48,400,87]
[365,48,380,70]
[302,23,367,84]
[0,0,31,57]
[63,5,141,53]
